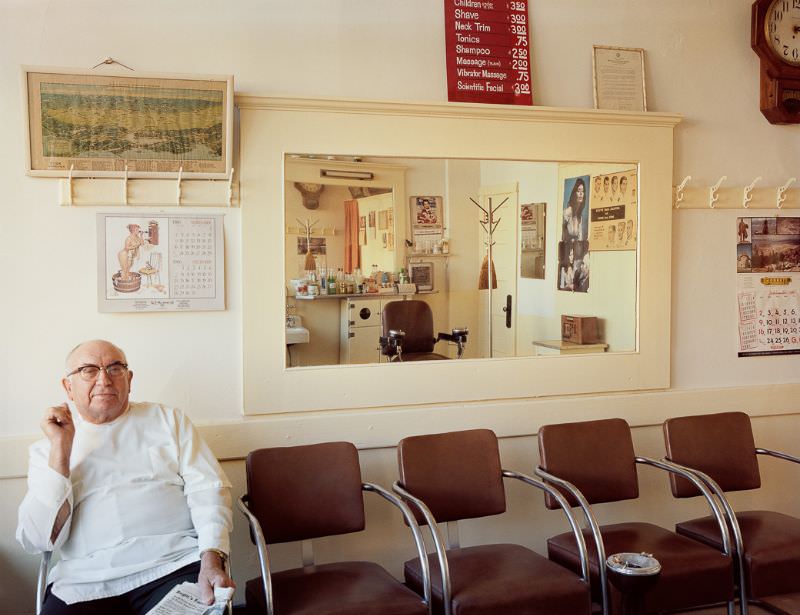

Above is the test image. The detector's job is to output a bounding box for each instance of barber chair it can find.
[394,429,592,615]
[238,441,431,615]
[379,300,467,362]
[663,411,800,614]
[536,418,737,615]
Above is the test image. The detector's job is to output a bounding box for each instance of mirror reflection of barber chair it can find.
[379,300,467,362]
[139,252,162,288]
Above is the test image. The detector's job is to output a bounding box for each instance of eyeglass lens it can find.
[76,363,128,380]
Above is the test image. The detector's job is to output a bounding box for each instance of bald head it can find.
[66,340,127,370]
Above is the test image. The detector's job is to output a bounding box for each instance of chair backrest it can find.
[397,429,506,524]
[663,411,761,497]
[538,418,639,509]
[246,442,365,544]
[149,251,162,269]
[382,300,435,354]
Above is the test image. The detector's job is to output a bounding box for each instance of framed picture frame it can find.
[410,196,443,229]
[592,46,646,112]
[22,66,234,178]
[409,261,434,291]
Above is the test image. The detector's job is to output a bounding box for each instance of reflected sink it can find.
[286,326,309,345]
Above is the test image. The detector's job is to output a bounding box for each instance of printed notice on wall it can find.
[736,216,800,357]
[97,213,225,313]
[444,0,532,105]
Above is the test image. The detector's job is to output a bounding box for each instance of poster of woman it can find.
[562,176,590,242]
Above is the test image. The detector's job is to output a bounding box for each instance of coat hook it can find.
[176,166,183,205]
[66,164,75,206]
[122,164,129,205]
[743,176,761,209]
[709,176,726,209]
[674,175,691,208]
[777,177,796,210]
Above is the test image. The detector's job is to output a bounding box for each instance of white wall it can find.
[2,1,800,613]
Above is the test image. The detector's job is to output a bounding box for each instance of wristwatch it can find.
[200,548,229,565]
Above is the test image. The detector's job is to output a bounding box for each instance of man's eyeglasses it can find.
[66,362,129,381]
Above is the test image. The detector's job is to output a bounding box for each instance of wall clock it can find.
[752,0,800,123]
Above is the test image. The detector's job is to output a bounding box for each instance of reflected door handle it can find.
[503,294,512,328]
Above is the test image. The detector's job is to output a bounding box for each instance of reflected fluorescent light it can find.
[320,169,374,180]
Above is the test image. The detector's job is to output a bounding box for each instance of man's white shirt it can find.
[17,402,232,604]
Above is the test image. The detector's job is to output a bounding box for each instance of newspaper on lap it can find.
[145,582,234,615]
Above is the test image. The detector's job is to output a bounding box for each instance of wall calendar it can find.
[736,216,800,357]
[97,213,225,313]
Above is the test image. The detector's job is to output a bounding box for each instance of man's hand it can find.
[41,404,75,477]
[198,550,235,605]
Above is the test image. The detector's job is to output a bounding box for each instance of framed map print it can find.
[24,67,234,178]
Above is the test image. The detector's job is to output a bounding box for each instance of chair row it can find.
[236,412,800,615]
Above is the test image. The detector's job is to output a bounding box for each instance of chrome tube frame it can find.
[756,447,800,465]
[36,551,52,615]
[535,467,609,615]
[237,495,274,615]
[636,457,738,615]
[363,482,432,614]
[393,482,453,615]
[501,470,591,584]
[663,460,748,615]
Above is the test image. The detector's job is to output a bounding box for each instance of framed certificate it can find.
[592,46,647,112]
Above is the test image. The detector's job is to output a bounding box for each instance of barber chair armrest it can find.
[379,329,406,358]
[393,481,453,615]
[436,327,468,359]
[237,495,274,615]
[363,483,432,614]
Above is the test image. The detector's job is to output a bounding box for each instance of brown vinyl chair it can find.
[537,418,737,615]
[394,429,593,615]
[238,442,431,615]
[380,300,467,362]
[663,411,800,614]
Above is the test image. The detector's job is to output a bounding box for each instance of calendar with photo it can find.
[736,216,800,357]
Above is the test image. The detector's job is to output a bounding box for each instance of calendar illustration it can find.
[98,213,225,313]
[736,216,800,357]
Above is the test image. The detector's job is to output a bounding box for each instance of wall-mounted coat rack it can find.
[60,165,238,207]
[674,175,800,210]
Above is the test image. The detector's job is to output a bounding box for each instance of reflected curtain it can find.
[344,199,360,273]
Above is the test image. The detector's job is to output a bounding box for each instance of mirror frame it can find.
[239,96,681,415]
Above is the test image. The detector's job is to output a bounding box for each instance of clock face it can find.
[766,0,800,65]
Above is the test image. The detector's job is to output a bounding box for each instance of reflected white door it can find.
[478,184,518,358]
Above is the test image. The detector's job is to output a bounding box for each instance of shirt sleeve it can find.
[175,410,233,556]
[16,441,73,554]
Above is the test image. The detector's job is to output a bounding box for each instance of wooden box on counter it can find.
[561,315,599,344]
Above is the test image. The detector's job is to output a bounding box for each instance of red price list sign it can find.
[444,0,532,105]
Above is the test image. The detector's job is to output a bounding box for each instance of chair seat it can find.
[675,510,800,598]
[246,561,428,615]
[395,353,449,362]
[404,543,591,615]
[760,592,800,615]
[548,522,734,614]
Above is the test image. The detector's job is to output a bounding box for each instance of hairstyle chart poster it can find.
[736,216,800,357]
[589,170,637,251]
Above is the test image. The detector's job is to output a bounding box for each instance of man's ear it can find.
[62,377,74,400]
[128,370,133,388]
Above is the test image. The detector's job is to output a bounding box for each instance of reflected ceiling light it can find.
[320,169,374,180]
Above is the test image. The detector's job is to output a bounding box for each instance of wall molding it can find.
[2,383,798,480]
[234,95,683,128]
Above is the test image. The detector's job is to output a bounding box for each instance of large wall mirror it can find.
[284,155,638,368]
[239,97,679,415]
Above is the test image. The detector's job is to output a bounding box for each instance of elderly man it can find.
[17,340,234,614]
